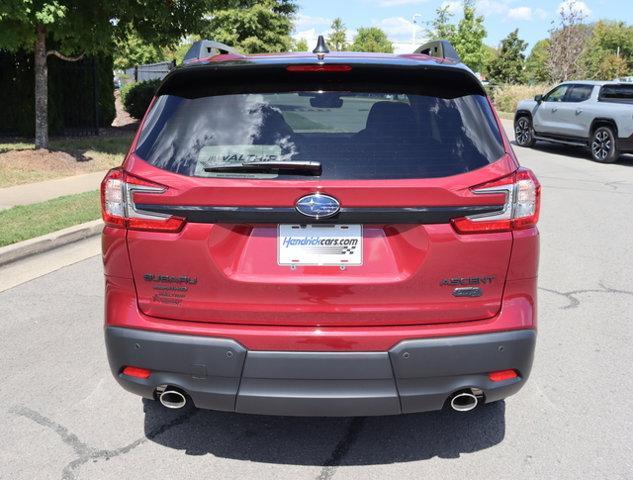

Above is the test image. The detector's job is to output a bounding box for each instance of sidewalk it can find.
[0,170,107,210]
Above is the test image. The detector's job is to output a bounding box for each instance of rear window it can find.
[136,90,504,180]
[599,84,633,104]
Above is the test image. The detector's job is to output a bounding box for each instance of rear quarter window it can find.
[135,89,505,180]
[599,84,633,104]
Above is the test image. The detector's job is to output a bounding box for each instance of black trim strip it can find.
[533,132,587,147]
[134,204,503,224]
[618,133,633,152]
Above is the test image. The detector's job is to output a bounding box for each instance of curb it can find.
[0,219,102,267]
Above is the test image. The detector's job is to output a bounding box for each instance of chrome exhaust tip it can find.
[158,387,187,409]
[450,390,481,412]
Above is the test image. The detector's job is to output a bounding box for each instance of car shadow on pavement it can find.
[142,399,505,464]
[511,140,633,166]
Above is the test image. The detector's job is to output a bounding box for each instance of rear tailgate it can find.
[126,164,515,327]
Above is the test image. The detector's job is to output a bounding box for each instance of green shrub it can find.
[490,84,553,113]
[121,79,161,119]
[119,82,134,105]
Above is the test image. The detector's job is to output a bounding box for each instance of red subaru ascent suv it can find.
[102,38,540,416]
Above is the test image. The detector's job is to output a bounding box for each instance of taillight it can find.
[451,168,540,234]
[100,168,185,233]
[101,168,126,228]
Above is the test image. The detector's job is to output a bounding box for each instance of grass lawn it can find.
[0,190,101,247]
[0,132,133,188]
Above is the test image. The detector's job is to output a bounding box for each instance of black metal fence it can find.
[52,58,100,136]
[0,50,115,137]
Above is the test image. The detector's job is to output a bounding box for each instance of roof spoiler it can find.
[414,40,461,63]
[183,40,237,63]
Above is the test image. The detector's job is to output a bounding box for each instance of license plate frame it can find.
[277,224,363,266]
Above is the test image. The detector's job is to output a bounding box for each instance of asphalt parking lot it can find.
[2,121,633,480]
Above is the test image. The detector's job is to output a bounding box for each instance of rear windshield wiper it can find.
[204,161,321,175]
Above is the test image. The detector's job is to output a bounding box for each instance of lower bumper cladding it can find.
[105,327,536,416]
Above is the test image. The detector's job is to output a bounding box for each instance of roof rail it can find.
[183,40,237,63]
[414,40,461,63]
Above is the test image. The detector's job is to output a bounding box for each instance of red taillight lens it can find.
[126,216,186,232]
[488,369,519,382]
[512,168,541,229]
[451,217,512,234]
[100,168,185,233]
[122,366,151,379]
[451,167,540,234]
[286,64,352,72]
[100,168,126,228]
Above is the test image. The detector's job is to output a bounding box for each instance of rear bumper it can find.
[106,326,536,416]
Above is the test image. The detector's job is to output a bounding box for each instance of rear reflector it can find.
[451,167,540,234]
[286,65,352,72]
[101,167,185,232]
[488,369,518,382]
[122,366,151,379]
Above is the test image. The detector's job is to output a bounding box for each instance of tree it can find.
[451,0,487,73]
[525,39,551,83]
[487,29,527,84]
[292,38,309,52]
[351,27,393,53]
[481,44,497,77]
[163,35,202,65]
[427,2,489,74]
[328,18,348,51]
[427,5,456,41]
[114,30,165,70]
[547,0,591,82]
[0,1,210,149]
[581,21,633,79]
[204,0,297,54]
[593,54,629,80]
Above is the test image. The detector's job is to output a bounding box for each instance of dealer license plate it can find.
[278,224,362,266]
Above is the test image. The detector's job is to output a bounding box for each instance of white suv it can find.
[515,81,633,163]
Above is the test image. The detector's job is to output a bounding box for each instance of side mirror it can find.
[534,94,543,103]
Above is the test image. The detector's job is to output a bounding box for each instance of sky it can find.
[293,0,632,54]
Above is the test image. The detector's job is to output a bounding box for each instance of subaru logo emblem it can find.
[295,194,340,219]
